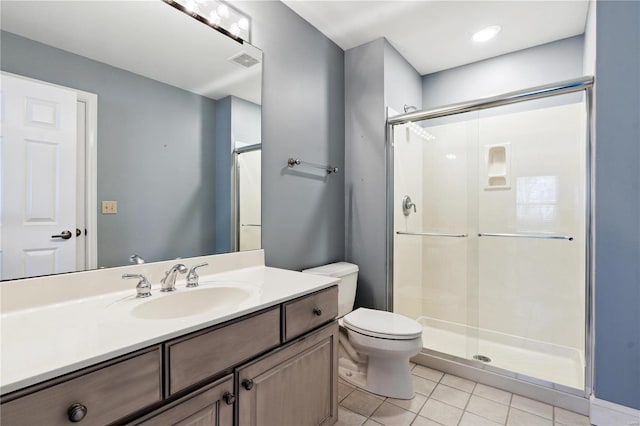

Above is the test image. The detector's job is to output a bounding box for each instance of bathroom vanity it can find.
[0,250,339,426]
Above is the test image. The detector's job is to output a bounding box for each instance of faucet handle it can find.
[122,273,152,298]
[186,263,208,288]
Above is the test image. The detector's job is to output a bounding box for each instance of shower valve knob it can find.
[402,195,417,216]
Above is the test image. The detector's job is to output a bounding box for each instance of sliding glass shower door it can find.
[391,92,588,391]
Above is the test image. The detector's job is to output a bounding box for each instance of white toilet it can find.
[303,262,422,399]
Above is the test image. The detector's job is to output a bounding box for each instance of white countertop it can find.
[0,262,338,395]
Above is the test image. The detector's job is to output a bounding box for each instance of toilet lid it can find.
[343,308,422,340]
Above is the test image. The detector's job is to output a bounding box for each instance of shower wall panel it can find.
[477,102,586,350]
[420,118,478,326]
[393,123,424,319]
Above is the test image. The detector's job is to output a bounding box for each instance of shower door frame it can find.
[384,76,595,398]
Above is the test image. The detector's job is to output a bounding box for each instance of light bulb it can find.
[208,11,220,24]
[238,17,249,30]
[472,25,501,43]
[217,3,229,18]
[230,23,240,36]
[184,0,198,14]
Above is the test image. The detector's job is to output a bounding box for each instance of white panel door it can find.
[0,73,77,280]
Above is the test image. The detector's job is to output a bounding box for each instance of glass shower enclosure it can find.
[387,78,593,394]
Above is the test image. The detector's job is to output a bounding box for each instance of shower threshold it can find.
[418,316,585,390]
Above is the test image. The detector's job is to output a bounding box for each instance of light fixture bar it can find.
[163,0,251,43]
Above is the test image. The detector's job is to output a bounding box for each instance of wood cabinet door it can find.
[135,375,234,426]
[237,322,338,426]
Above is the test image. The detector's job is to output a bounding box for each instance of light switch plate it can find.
[102,200,117,214]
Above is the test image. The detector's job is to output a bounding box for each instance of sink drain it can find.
[473,354,492,363]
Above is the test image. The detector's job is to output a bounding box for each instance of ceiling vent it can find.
[229,52,260,68]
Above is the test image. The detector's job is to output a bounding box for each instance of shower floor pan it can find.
[418,316,585,390]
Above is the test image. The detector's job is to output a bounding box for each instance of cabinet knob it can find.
[242,378,254,390]
[313,307,322,316]
[67,403,88,422]
[223,392,235,405]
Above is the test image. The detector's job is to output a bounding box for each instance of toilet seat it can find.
[343,308,422,340]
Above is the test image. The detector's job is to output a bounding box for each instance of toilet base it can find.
[338,330,417,400]
[365,355,414,399]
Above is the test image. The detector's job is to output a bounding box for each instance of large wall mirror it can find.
[0,1,262,281]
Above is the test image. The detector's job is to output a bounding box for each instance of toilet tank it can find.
[302,262,359,317]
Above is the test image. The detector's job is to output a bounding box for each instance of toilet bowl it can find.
[303,262,423,399]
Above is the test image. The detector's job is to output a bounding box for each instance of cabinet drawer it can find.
[167,307,280,395]
[134,374,234,426]
[1,347,162,426]
[283,286,338,341]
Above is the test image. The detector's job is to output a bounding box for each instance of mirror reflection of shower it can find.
[234,143,262,252]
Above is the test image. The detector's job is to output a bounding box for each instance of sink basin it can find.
[131,287,252,320]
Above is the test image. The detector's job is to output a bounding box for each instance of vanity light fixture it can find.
[164,0,251,43]
[472,25,501,43]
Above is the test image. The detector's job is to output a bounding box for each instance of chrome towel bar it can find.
[396,231,468,238]
[395,231,574,241]
[287,158,338,174]
[478,233,574,241]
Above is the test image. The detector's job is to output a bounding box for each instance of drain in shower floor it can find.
[473,354,492,362]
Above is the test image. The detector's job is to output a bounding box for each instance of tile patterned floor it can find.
[336,364,591,426]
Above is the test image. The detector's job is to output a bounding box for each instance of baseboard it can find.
[590,397,640,426]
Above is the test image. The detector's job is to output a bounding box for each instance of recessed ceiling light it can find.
[472,25,501,43]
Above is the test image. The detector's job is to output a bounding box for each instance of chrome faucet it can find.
[161,264,187,292]
[186,262,209,288]
[122,273,152,298]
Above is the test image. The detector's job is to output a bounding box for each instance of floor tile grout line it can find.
[456,381,477,426]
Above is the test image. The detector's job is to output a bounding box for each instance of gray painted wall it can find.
[594,0,640,409]
[345,39,386,309]
[422,35,585,109]
[384,41,423,116]
[214,96,261,253]
[214,96,233,253]
[234,1,345,271]
[1,31,217,268]
[345,38,422,310]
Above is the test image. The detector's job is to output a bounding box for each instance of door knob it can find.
[51,230,72,240]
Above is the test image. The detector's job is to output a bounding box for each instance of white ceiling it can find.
[282,1,589,75]
[1,1,262,104]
